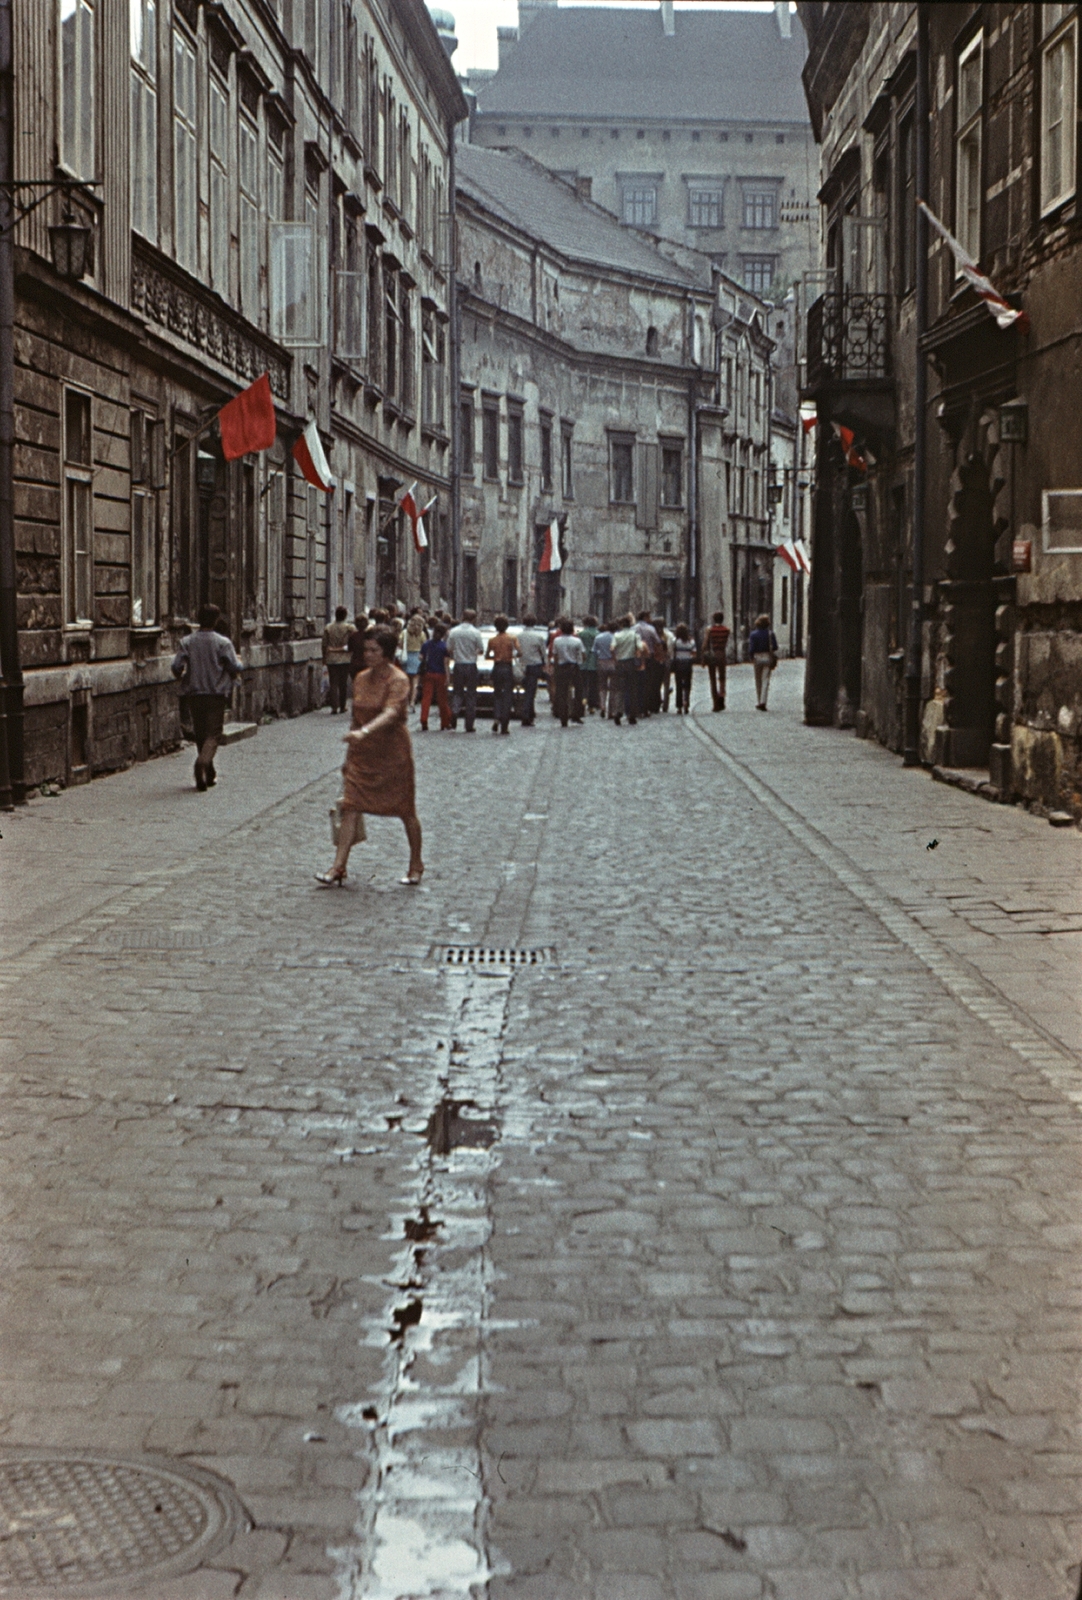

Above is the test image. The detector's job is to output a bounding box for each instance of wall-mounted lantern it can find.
[48,210,93,281]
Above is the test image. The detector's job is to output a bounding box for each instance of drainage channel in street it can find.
[335,948,554,1599]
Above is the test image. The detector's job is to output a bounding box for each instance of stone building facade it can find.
[799,1,1082,820]
[468,0,817,304]
[11,0,464,789]
[456,143,787,654]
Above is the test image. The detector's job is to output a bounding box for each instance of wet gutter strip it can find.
[339,964,519,1599]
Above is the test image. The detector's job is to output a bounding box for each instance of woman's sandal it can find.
[399,872,424,887]
[315,868,348,887]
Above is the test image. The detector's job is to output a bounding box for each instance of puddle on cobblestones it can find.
[335,966,520,1599]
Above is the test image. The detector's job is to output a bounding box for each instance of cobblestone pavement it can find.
[2,663,1081,1600]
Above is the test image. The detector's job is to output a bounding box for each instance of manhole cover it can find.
[0,1451,244,1595]
[434,946,555,968]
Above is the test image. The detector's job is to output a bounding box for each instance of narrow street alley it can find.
[3,663,1082,1600]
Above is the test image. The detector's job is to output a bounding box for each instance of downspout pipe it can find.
[904,2,929,767]
[688,382,699,636]
[0,0,24,806]
[448,118,461,616]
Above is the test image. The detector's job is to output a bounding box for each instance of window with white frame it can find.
[209,72,230,295]
[266,467,285,618]
[130,0,157,240]
[687,183,723,229]
[130,409,160,625]
[239,114,260,321]
[60,0,96,180]
[743,256,774,294]
[742,187,777,229]
[64,389,94,625]
[609,435,635,504]
[422,311,445,430]
[955,32,983,261]
[622,184,657,227]
[661,444,683,507]
[561,421,574,499]
[173,31,198,273]
[1041,8,1077,214]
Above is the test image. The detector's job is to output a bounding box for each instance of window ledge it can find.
[421,423,449,447]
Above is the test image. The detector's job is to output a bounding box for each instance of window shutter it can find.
[638,443,659,530]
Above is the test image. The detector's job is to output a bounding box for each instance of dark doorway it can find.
[937,446,998,767]
[590,575,612,623]
[731,544,774,658]
[503,556,519,618]
[659,575,679,627]
[462,550,478,613]
[377,502,398,609]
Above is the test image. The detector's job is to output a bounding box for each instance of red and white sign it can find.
[293,419,334,491]
[539,520,562,573]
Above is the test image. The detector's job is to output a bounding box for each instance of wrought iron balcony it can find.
[805,291,891,387]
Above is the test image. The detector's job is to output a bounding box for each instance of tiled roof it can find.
[474,6,809,124]
[456,143,707,286]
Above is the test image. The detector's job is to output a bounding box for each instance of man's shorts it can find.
[188,694,227,746]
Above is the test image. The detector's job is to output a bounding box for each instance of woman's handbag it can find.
[330,800,366,846]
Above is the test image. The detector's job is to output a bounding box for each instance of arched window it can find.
[646,326,659,357]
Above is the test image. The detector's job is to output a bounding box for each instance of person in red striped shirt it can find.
[701,611,731,712]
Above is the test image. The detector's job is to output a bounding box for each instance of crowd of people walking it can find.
[322,603,781,733]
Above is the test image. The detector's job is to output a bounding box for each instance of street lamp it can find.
[48,209,92,281]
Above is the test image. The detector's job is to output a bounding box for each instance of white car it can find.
[474,625,545,719]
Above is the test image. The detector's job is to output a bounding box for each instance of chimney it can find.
[660,1,675,37]
[575,175,592,202]
[496,24,518,67]
[774,1,791,39]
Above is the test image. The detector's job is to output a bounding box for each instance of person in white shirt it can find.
[517,612,549,727]
[445,609,484,732]
[550,617,585,727]
[593,622,616,719]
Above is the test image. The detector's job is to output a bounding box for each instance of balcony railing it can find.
[806,291,891,386]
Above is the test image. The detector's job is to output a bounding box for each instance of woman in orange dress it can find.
[315,627,424,887]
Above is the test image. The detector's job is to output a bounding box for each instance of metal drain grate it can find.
[435,945,555,969]
[0,1451,243,1595]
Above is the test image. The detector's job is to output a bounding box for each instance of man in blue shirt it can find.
[172,604,242,790]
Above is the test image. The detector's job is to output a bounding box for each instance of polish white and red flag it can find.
[917,201,1029,332]
[777,539,802,573]
[414,492,438,553]
[538,519,562,573]
[794,539,811,574]
[293,419,334,491]
[832,421,875,473]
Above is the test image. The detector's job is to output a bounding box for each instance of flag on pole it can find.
[414,493,438,554]
[776,540,802,573]
[794,540,811,575]
[918,201,1029,332]
[218,372,276,461]
[801,414,818,435]
[293,419,335,491]
[538,519,562,573]
[831,421,874,473]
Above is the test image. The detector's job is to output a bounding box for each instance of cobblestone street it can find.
[3,662,1082,1600]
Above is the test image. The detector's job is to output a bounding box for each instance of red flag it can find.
[538,520,562,573]
[801,414,817,435]
[398,483,429,552]
[218,373,276,461]
[776,540,801,573]
[414,493,438,554]
[293,418,334,491]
